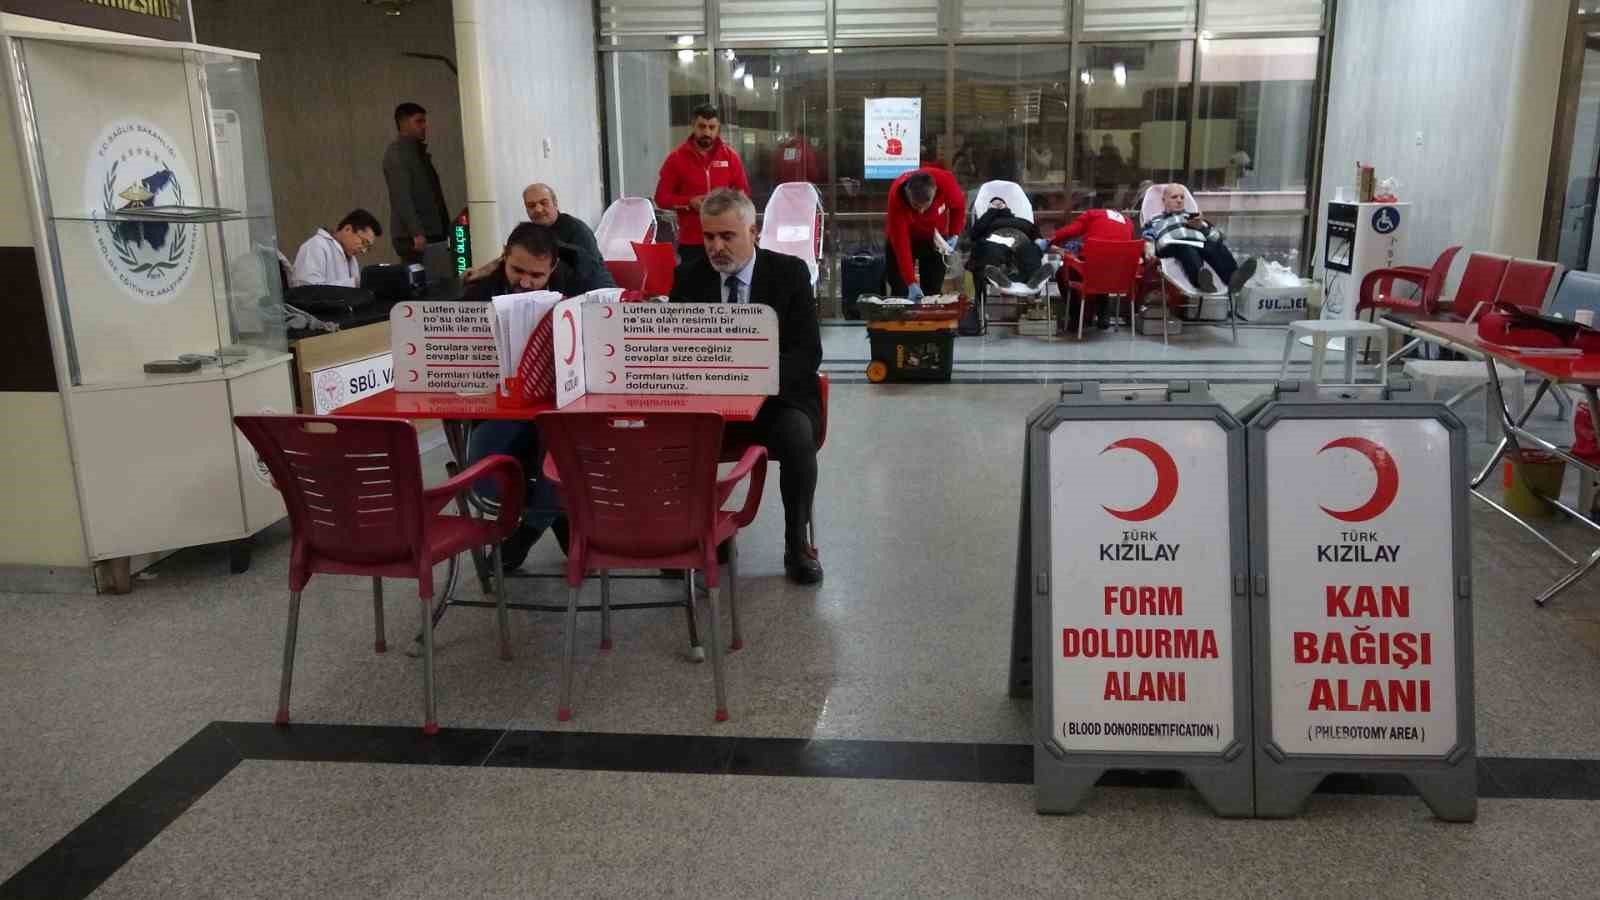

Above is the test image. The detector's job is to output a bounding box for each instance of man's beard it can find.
[695,136,714,150]
[708,250,745,274]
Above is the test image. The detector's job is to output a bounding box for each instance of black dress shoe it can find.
[1228,256,1260,296]
[551,516,570,556]
[499,522,543,573]
[783,548,824,585]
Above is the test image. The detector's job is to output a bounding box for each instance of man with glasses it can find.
[289,209,382,288]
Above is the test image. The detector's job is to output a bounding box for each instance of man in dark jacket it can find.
[383,102,449,263]
[670,188,824,585]
[463,223,615,571]
[464,183,603,284]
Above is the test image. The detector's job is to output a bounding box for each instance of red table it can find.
[330,389,767,652]
[1415,320,1600,604]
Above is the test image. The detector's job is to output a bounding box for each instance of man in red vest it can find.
[884,167,965,301]
[655,104,751,270]
[1045,207,1137,334]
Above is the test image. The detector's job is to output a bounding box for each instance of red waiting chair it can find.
[1495,258,1563,311]
[1358,245,1460,318]
[540,412,767,723]
[718,373,829,558]
[234,415,524,735]
[632,241,678,297]
[1060,239,1146,340]
[1439,251,1512,318]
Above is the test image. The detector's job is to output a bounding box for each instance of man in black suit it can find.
[670,188,825,585]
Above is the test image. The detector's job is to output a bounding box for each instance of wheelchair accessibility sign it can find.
[1371,206,1401,235]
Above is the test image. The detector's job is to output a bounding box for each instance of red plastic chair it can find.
[632,241,678,296]
[234,415,524,735]
[1358,245,1460,318]
[603,259,646,292]
[540,411,767,723]
[719,374,829,555]
[1061,239,1146,339]
[1440,251,1511,318]
[1496,258,1563,311]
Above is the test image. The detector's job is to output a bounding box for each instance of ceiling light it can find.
[1113,62,1127,87]
[676,34,695,46]
[743,73,755,90]
[677,49,695,64]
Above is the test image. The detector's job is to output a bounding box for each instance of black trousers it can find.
[678,243,708,270]
[1159,241,1238,287]
[885,238,946,295]
[723,403,817,552]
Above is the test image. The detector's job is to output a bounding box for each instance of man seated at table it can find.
[464,183,602,282]
[289,209,381,288]
[669,188,825,585]
[464,222,615,570]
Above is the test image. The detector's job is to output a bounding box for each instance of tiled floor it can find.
[7,330,1600,897]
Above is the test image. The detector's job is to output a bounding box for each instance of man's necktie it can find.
[726,275,741,304]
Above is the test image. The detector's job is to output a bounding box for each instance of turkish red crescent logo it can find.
[1100,438,1179,521]
[1318,437,1399,522]
[405,342,417,356]
[602,306,615,319]
[562,310,577,364]
[402,305,414,318]
[407,370,419,383]
[604,343,616,357]
[606,371,617,384]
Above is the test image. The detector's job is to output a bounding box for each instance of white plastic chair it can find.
[760,182,824,287]
[1139,183,1237,341]
[972,180,1034,224]
[595,197,657,261]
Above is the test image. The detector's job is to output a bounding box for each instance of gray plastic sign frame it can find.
[1246,383,1476,821]
[1025,382,1254,817]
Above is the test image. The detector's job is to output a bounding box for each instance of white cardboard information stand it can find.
[390,300,497,393]
[392,299,778,405]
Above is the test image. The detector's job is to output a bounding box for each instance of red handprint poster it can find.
[864,97,921,180]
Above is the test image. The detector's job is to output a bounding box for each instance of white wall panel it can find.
[1319,0,1565,273]
[455,0,605,255]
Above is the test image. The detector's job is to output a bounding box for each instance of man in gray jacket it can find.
[382,102,449,263]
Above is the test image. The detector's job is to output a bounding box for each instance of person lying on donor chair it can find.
[463,222,615,571]
[670,188,825,585]
[1141,184,1255,295]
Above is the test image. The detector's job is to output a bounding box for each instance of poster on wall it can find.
[864,98,922,180]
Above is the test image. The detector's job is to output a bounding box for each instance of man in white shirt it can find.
[289,209,382,288]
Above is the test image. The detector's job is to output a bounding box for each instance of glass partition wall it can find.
[598,0,1330,311]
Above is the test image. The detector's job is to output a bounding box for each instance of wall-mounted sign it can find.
[83,120,201,304]
[1,0,194,43]
[864,98,921,180]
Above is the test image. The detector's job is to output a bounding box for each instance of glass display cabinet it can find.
[6,31,292,587]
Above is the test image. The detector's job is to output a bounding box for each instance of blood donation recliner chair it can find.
[1138,182,1237,341]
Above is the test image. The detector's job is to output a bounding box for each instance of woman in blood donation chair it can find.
[1141,184,1241,295]
[1042,204,1136,332]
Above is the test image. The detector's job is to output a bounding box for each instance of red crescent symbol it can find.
[402,306,414,319]
[1318,437,1399,522]
[606,371,617,384]
[562,310,577,365]
[407,370,419,383]
[604,343,616,357]
[1100,438,1179,522]
[406,342,417,356]
[602,306,615,319]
